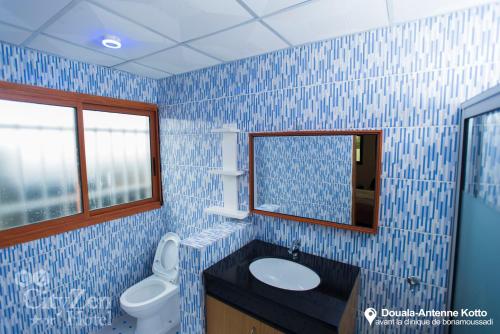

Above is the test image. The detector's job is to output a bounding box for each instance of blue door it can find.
[451,108,500,334]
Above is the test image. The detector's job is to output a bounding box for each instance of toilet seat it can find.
[153,232,180,283]
[120,276,178,310]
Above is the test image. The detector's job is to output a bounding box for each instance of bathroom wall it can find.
[179,221,254,333]
[0,3,498,334]
[158,3,499,333]
[254,135,353,223]
[0,42,168,334]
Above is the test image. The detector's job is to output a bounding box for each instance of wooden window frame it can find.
[0,81,162,248]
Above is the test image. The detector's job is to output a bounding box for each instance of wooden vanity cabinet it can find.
[206,275,359,334]
[206,295,283,334]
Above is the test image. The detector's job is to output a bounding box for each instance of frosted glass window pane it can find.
[83,110,152,210]
[0,99,82,231]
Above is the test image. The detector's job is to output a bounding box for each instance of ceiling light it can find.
[102,35,121,49]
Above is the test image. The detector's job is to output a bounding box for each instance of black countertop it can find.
[203,240,360,334]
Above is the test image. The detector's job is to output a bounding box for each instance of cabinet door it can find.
[206,295,282,334]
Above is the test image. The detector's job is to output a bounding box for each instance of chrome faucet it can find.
[288,239,301,260]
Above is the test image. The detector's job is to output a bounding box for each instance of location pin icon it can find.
[364,308,377,325]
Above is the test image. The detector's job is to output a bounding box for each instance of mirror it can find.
[249,131,381,233]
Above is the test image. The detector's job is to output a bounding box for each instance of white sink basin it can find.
[249,258,320,291]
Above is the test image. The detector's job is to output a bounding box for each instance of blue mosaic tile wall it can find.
[0,42,167,334]
[1,3,499,334]
[254,135,353,224]
[158,3,500,333]
[179,222,254,333]
[0,42,158,103]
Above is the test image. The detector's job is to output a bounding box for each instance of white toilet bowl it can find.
[120,232,181,334]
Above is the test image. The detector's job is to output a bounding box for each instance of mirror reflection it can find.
[251,132,380,232]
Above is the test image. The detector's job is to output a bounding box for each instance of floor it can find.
[96,313,180,334]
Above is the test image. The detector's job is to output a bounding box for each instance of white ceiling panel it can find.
[391,0,495,23]
[264,0,389,45]
[114,62,170,79]
[138,45,220,74]
[0,0,72,30]
[27,34,124,67]
[189,21,288,61]
[242,0,309,16]
[0,22,32,45]
[44,1,175,60]
[91,0,253,42]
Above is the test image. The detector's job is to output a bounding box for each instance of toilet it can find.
[120,232,181,334]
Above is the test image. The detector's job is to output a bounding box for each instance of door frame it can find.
[447,84,500,322]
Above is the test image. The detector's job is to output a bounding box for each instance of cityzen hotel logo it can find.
[15,269,111,328]
[365,307,494,328]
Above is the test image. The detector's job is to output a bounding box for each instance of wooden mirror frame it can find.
[249,130,382,234]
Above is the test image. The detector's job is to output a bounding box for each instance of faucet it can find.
[288,239,301,260]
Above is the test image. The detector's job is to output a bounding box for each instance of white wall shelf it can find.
[211,128,240,133]
[206,123,248,220]
[208,169,245,176]
[204,206,249,220]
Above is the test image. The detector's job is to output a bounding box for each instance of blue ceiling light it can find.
[102,35,121,49]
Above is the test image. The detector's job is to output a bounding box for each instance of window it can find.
[0,100,81,228]
[0,82,161,247]
[83,110,152,210]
